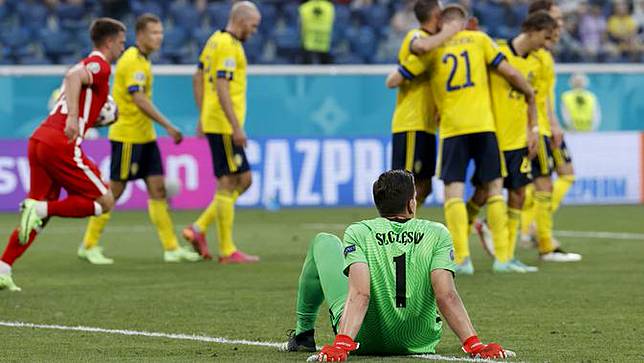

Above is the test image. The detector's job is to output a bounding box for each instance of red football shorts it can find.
[27,138,108,201]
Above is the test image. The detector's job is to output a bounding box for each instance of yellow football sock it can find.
[195,196,218,233]
[507,208,521,260]
[444,198,469,264]
[521,184,535,236]
[466,200,481,232]
[82,212,111,249]
[534,191,555,254]
[215,191,238,257]
[552,175,575,212]
[148,199,179,251]
[486,195,510,263]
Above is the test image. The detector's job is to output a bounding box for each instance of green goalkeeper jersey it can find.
[342,217,456,355]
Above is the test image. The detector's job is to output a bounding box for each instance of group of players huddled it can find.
[386,0,581,275]
[0,0,580,361]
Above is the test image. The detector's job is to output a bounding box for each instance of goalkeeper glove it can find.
[317,334,359,362]
[462,335,507,359]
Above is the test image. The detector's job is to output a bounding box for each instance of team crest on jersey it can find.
[344,245,356,257]
[134,71,146,82]
[224,57,236,69]
[86,62,101,74]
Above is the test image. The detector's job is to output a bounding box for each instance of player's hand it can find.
[527,126,539,159]
[551,124,564,148]
[64,115,80,142]
[317,335,359,362]
[232,127,247,148]
[167,125,183,144]
[462,336,507,359]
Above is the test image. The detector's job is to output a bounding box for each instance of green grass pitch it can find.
[0,205,643,362]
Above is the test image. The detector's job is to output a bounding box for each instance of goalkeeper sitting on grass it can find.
[284,170,511,361]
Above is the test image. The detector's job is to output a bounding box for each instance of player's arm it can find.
[385,53,427,89]
[317,262,369,362]
[431,269,476,340]
[495,61,538,156]
[432,269,508,359]
[385,70,405,88]
[131,92,183,144]
[215,77,246,147]
[63,64,93,141]
[409,20,462,55]
[192,67,205,137]
[338,262,370,338]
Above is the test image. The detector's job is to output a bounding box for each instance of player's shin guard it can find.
[48,196,98,218]
[445,198,469,264]
[486,195,510,263]
[82,212,111,249]
[521,184,535,235]
[1,228,39,266]
[534,191,555,253]
[507,208,521,260]
[552,175,575,212]
[215,192,237,257]
[148,199,179,251]
[466,200,481,232]
[295,233,347,335]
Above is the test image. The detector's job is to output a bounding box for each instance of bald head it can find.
[231,1,260,22]
[228,1,261,42]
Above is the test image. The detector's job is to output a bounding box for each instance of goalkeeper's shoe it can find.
[182,225,212,260]
[0,273,21,292]
[493,260,526,273]
[164,246,201,263]
[455,258,474,275]
[19,199,43,244]
[510,259,538,272]
[540,248,582,262]
[474,219,495,258]
[283,329,316,352]
[78,246,114,265]
[219,250,259,264]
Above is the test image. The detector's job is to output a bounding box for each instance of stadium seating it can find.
[0,0,640,65]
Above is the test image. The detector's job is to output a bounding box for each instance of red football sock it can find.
[48,196,96,218]
[1,228,38,266]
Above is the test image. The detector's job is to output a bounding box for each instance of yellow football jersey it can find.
[401,30,505,139]
[109,46,156,143]
[489,39,538,151]
[528,48,555,137]
[198,31,247,135]
[391,28,436,134]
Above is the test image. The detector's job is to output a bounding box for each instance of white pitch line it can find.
[0,321,495,362]
[1,222,641,241]
[553,230,644,240]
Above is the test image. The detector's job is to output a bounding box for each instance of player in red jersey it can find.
[0,18,126,291]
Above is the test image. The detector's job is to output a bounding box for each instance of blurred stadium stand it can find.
[0,0,642,65]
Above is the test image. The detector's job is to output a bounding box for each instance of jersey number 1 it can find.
[443,51,475,92]
[393,253,406,308]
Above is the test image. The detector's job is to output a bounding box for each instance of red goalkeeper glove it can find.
[317,334,359,362]
[462,336,507,359]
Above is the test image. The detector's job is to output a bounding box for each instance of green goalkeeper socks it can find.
[295,233,348,335]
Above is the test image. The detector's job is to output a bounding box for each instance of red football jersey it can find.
[32,51,111,145]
